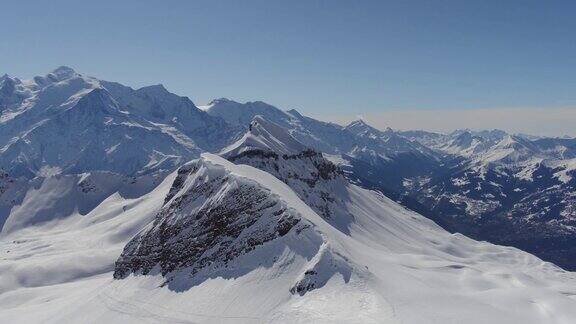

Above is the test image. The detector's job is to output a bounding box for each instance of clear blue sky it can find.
[1,0,575,116]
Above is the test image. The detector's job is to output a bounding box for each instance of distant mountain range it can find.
[2,67,576,322]
[203,94,576,270]
[2,67,576,271]
[0,66,241,178]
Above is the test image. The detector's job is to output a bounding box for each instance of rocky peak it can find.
[0,76,16,96]
[50,66,78,80]
[286,108,304,119]
[345,119,377,135]
[221,116,308,157]
[136,84,170,97]
[114,155,312,281]
[208,97,235,105]
[221,117,350,231]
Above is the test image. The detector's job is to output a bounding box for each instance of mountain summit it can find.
[220,115,307,157]
[0,67,241,177]
[2,67,576,323]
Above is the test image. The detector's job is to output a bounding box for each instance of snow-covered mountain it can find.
[3,117,576,323]
[220,116,353,232]
[0,170,165,236]
[338,119,444,192]
[212,101,576,272]
[205,99,444,190]
[344,119,435,159]
[0,67,241,178]
[220,115,308,156]
[111,152,576,323]
[205,98,357,153]
[403,128,576,270]
[4,65,575,270]
[2,67,576,323]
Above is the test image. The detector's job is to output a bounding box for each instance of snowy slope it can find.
[2,153,576,323]
[206,99,443,190]
[2,68,576,323]
[220,116,353,232]
[0,171,165,236]
[204,98,352,154]
[100,83,241,152]
[202,98,293,129]
[0,67,241,178]
[3,116,576,323]
[400,129,576,270]
[0,169,176,320]
[220,116,307,156]
[343,119,438,164]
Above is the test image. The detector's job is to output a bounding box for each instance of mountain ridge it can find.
[2,76,576,322]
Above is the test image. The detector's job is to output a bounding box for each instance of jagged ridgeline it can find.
[114,117,355,292]
[2,67,576,323]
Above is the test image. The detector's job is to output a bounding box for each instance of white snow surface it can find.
[551,158,576,183]
[1,153,576,323]
[0,67,239,177]
[220,116,307,156]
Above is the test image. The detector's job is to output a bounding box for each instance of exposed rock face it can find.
[227,149,353,230]
[231,149,339,186]
[113,154,356,297]
[221,117,353,232]
[289,244,352,296]
[114,158,308,281]
[113,119,359,294]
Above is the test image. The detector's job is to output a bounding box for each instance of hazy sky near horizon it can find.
[321,107,576,138]
[1,1,575,135]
